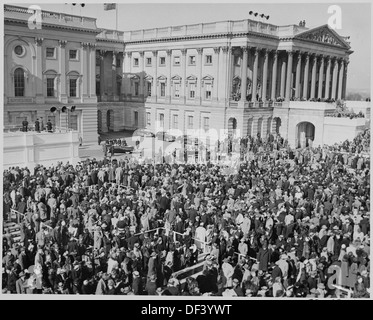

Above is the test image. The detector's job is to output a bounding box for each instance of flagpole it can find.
[116,3,118,30]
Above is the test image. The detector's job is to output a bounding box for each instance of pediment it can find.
[202,75,214,81]
[186,75,197,81]
[157,75,167,81]
[171,75,182,81]
[295,25,350,49]
[145,74,153,80]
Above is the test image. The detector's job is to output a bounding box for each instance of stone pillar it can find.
[34,37,44,103]
[302,53,310,99]
[229,47,235,101]
[324,56,331,99]
[331,58,338,99]
[310,54,317,99]
[80,42,89,101]
[121,52,126,99]
[337,59,345,100]
[252,47,259,101]
[166,49,172,103]
[181,49,187,104]
[139,51,145,101]
[89,43,96,99]
[99,50,106,98]
[240,46,248,102]
[271,50,278,100]
[197,48,203,104]
[152,50,158,102]
[213,47,220,102]
[58,40,67,103]
[295,52,302,98]
[280,54,286,98]
[262,49,269,101]
[220,46,230,104]
[318,55,324,99]
[285,50,293,101]
[342,59,349,100]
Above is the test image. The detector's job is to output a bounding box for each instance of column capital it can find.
[58,40,67,48]
[252,47,260,56]
[80,42,89,48]
[152,50,158,56]
[286,50,293,56]
[272,50,279,59]
[296,51,302,61]
[126,51,132,58]
[139,51,144,57]
[197,48,203,55]
[221,46,229,53]
[166,49,172,56]
[35,37,44,46]
[181,48,188,55]
[213,47,220,54]
[262,48,269,56]
[88,43,97,49]
[325,55,332,62]
[305,54,310,62]
[241,46,249,53]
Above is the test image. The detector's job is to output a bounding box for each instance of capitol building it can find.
[4,5,370,152]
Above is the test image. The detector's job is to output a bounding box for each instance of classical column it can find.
[317,55,324,99]
[324,56,331,99]
[220,46,230,104]
[213,47,220,102]
[310,54,317,99]
[262,49,269,101]
[285,50,293,101]
[58,40,67,102]
[337,59,345,100]
[240,46,248,102]
[342,59,349,100]
[152,50,158,102]
[80,42,89,101]
[121,52,126,99]
[99,50,106,98]
[181,49,187,104]
[166,49,172,103]
[112,51,117,100]
[280,54,286,98]
[229,47,235,100]
[302,53,310,99]
[139,51,145,101]
[331,58,338,99]
[252,47,259,101]
[295,52,302,98]
[89,43,96,99]
[271,50,278,100]
[197,48,203,104]
[34,37,43,102]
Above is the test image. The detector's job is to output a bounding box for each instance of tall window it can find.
[159,113,164,128]
[160,82,166,97]
[69,114,78,131]
[205,83,212,100]
[189,83,196,99]
[69,79,77,97]
[147,81,152,96]
[146,112,151,126]
[174,56,180,66]
[172,115,178,129]
[134,111,139,126]
[203,117,210,131]
[174,82,180,98]
[146,57,152,66]
[134,82,139,96]
[188,116,193,129]
[189,56,196,65]
[205,55,212,65]
[14,68,25,97]
[46,47,56,59]
[47,78,55,97]
[133,58,139,67]
[69,50,78,60]
[160,57,166,66]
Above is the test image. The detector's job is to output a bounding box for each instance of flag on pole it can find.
[104,3,116,11]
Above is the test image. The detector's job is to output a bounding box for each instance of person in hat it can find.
[145,273,157,295]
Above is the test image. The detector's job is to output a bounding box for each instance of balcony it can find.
[229,100,275,108]
[7,97,36,104]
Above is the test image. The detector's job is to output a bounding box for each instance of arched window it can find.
[14,68,25,97]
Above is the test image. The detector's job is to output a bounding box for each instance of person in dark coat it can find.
[22,119,28,132]
[35,119,40,133]
[257,241,270,271]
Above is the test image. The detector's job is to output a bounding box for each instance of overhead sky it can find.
[9,1,372,92]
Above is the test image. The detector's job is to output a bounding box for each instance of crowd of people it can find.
[2,129,370,298]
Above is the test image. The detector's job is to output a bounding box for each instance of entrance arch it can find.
[228,117,237,137]
[296,121,315,148]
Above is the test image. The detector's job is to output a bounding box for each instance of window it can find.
[14,45,24,57]
[46,47,56,59]
[205,55,212,65]
[14,68,25,97]
[146,112,151,126]
[174,56,180,66]
[160,82,166,97]
[116,58,121,68]
[173,82,180,98]
[159,113,165,128]
[68,114,78,131]
[189,83,196,99]
[172,115,178,129]
[134,82,139,96]
[134,111,139,126]
[189,55,196,65]
[69,79,77,97]
[47,78,55,97]
[203,117,210,131]
[160,57,166,66]
[146,57,152,66]
[133,58,139,67]
[117,81,121,96]
[147,81,152,96]
[69,50,78,60]
[205,83,212,100]
[188,116,193,129]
